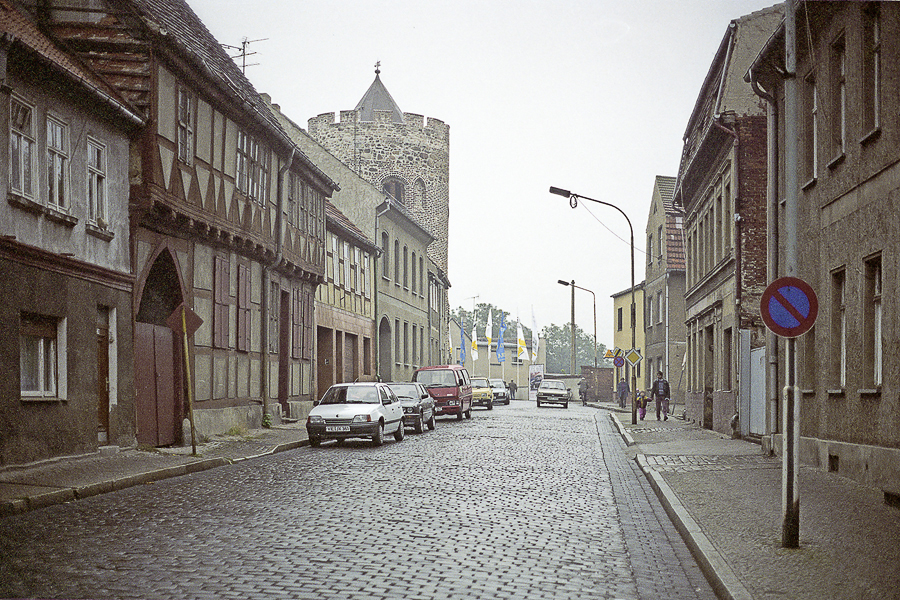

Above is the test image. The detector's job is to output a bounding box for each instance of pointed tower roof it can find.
[355,62,404,123]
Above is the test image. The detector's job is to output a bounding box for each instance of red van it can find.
[412,365,473,420]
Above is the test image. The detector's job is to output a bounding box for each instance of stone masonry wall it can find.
[308,110,450,274]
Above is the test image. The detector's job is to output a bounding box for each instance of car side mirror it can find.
[313,399,320,407]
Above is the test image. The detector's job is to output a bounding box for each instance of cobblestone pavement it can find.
[0,403,715,600]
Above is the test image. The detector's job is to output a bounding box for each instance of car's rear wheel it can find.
[427,413,436,430]
[414,413,424,434]
[372,422,384,446]
[394,421,405,442]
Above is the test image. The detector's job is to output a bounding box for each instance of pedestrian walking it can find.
[508,380,517,400]
[636,390,647,420]
[616,378,629,408]
[651,371,671,421]
[579,378,588,406]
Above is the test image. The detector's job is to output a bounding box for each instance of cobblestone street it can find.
[0,404,715,600]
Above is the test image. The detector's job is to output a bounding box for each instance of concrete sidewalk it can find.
[603,401,900,600]
[0,422,309,516]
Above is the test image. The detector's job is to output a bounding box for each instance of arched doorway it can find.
[378,317,392,382]
[134,249,184,446]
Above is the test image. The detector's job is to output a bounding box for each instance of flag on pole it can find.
[459,318,466,365]
[485,310,493,349]
[497,313,506,363]
[517,323,528,361]
[531,307,539,363]
[471,319,479,362]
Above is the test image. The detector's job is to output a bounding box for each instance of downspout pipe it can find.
[374,200,391,381]
[261,147,296,421]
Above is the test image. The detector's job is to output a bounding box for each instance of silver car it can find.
[387,382,436,433]
[489,379,510,405]
[536,379,570,408]
[306,383,405,447]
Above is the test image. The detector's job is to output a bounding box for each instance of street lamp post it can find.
[557,279,597,370]
[550,186,638,425]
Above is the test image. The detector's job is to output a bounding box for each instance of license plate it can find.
[326,425,350,433]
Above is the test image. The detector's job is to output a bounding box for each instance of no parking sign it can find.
[760,277,818,338]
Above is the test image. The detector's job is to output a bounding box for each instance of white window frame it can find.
[20,315,67,399]
[177,87,193,165]
[87,137,107,226]
[46,115,69,210]
[873,262,882,387]
[10,97,35,199]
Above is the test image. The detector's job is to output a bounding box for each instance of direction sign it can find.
[760,277,818,338]
[166,302,203,336]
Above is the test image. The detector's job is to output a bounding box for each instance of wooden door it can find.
[97,320,110,444]
[135,322,177,446]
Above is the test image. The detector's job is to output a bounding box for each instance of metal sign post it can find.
[760,275,818,549]
[167,303,203,456]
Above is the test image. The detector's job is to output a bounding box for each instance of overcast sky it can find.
[189,0,780,347]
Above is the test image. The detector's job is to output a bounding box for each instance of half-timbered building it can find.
[26,0,336,445]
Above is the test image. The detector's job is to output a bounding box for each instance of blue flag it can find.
[459,318,466,365]
[497,313,506,363]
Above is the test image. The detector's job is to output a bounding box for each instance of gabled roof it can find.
[0,0,143,126]
[355,67,404,123]
[125,0,338,191]
[653,176,685,271]
[325,201,378,254]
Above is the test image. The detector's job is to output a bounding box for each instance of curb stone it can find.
[635,454,754,600]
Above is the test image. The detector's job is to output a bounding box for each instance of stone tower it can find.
[307,65,450,275]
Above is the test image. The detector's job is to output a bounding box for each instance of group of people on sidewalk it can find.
[617,371,671,420]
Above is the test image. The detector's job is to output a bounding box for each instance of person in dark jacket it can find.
[616,378,630,408]
[650,371,671,420]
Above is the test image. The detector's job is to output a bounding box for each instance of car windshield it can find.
[415,369,456,387]
[387,384,418,400]
[489,380,505,389]
[319,386,381,405]
[540,381,566,390]
[471,378,490,387]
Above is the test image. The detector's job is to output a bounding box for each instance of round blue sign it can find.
[760,277,818,338]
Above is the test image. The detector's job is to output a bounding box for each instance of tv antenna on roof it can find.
[222,37,268,74]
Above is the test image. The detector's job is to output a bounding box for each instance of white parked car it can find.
[306,383,405,447]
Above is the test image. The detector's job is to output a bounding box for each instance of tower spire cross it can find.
[375,60,381,75]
